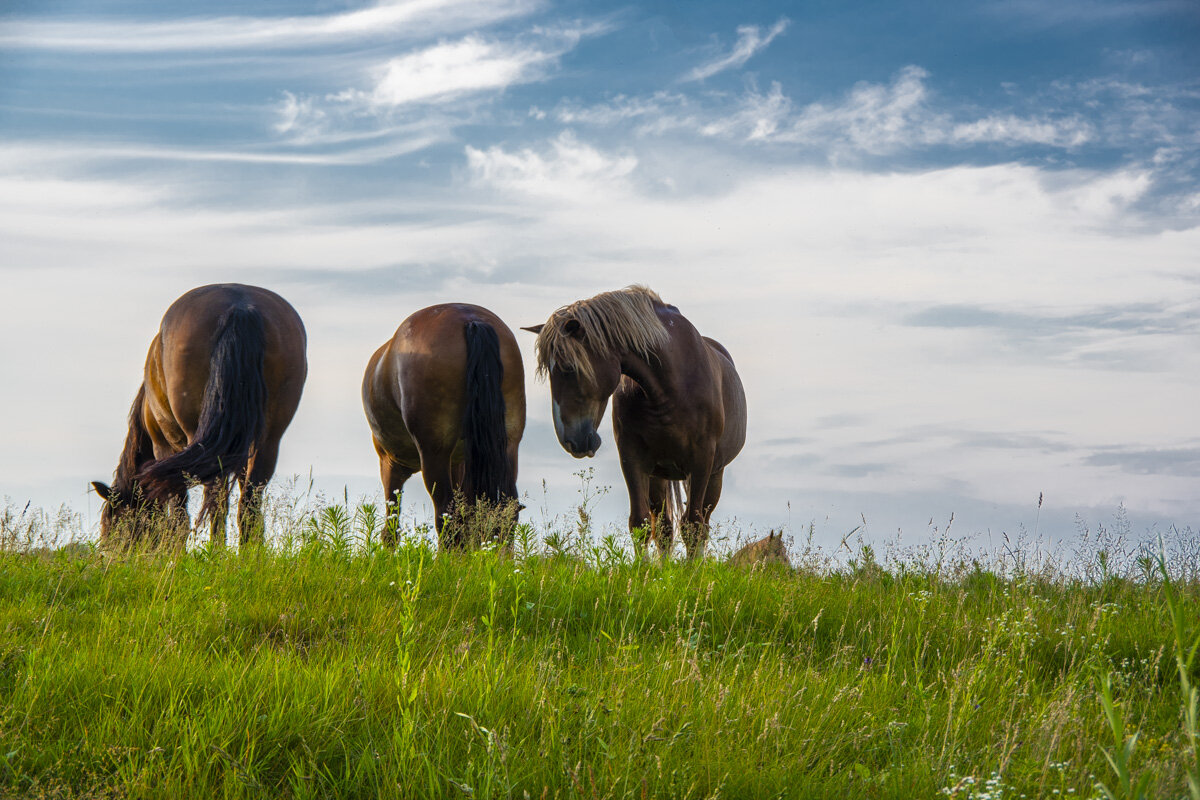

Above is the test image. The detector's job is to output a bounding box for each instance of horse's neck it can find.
[114,387,154,492]
[619,335,696,405]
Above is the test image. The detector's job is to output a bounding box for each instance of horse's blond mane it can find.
[534,286,670,383]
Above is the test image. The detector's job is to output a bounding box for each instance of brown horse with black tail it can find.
[524,286,746,559]
[362,303,525,548]
[92,284,307,547]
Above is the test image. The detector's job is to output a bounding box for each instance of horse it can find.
[92,284,307,547]
[729,530,790,568]
[523,286,746,559]
[362,303,525,548]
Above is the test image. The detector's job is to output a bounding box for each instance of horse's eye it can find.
[560,364,575,375]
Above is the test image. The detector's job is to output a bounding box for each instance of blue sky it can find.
[2,0,1198,550]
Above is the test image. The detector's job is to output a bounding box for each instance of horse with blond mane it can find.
[523,286,745,558]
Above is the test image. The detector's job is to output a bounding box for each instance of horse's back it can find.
[705,336,747,469]
[161,284,304,345]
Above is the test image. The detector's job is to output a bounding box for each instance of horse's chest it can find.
[625,428,698,478]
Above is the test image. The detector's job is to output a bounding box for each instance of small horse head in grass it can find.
[729,530,790,568]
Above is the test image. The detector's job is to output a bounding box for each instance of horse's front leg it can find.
[647,478,674,560]
[682,457,716,560]
[618,450,652,556]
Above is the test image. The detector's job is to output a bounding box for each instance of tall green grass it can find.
[1,493,1197,799]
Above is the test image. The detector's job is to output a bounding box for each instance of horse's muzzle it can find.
[562,429,601,459]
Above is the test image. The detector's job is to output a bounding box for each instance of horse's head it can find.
[91,480,145,542]
[523,320,621,459]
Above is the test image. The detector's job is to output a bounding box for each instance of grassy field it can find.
[1,496,1198,799]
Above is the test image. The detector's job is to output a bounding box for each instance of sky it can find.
[1,0,1198,552]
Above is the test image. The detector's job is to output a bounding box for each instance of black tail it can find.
[139,305,267,506]
[462,321,514,505]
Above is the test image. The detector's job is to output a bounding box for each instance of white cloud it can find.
[781,65,943,152]
[0,0,541,52]
[465,131,637,199]
[274,91,326,135]
[1059,169,1154,218]
[952,114,1094,147]
[699,82,792,141]
[364,36,557,108]
[684,18,791,82]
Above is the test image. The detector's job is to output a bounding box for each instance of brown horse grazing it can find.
[523,286,746,559]
[92,284,307,547]
[362,304,525,548]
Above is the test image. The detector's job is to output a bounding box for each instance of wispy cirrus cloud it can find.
[272,25,601,148]
[951,114,1094,147]
[684,18,790,82]
[0,0,541,52]
[551,64,1199,177]
[550,91,691,128]
[0,136,445,168]
[555,66,938,150]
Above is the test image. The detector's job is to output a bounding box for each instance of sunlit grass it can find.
[1,491,1197,799]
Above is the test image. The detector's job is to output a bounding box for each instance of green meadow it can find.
[1,496,1198,799]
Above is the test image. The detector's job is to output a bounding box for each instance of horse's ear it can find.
[520,324,544,335]
[91,481,111,500]
[563,319,582,337]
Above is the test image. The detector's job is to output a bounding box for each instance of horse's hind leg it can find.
[682,465,717,560]
[418,447,458,549]
[238,442,279,547]
[204,482,230,549]
[378,455,414,547]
